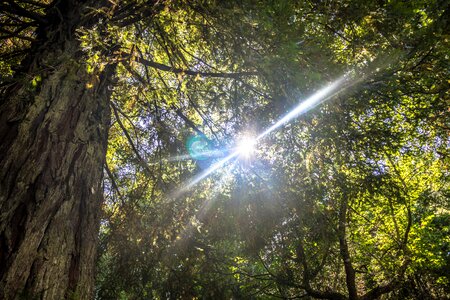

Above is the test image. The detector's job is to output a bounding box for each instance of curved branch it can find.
[360,259,410,300]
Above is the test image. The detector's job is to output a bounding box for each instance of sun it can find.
[236,135,256,159]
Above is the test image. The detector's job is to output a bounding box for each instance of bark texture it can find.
[0,1,114,299]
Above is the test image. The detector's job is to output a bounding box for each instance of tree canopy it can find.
[0,0,448,299]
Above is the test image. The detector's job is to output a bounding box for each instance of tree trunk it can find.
[0,2,114,299]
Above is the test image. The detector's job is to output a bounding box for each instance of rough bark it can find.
[0,1,114,299]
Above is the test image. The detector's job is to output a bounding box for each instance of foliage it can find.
[94,0,449,299]
[1,0,448,299]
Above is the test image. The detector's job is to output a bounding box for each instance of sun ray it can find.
[257,76,346,140]
[173,75,352,194]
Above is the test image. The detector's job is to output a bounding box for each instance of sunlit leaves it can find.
[94,0,449,298]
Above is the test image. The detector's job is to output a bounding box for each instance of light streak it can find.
[177,75,349,194]
[256,76,346,140]
[178,150,239,193]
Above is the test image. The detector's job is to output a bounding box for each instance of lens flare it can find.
[186,135,212,160]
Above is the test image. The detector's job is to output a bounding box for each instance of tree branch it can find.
[0,25,35,41]
[15,0,50,8]
[360,259,410,300]
[0,1,47,24]
[173,107,207,138]
[104,162,125,205]
[122,52,258,79]
[337,185,358,300]
[111,102,151,173]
